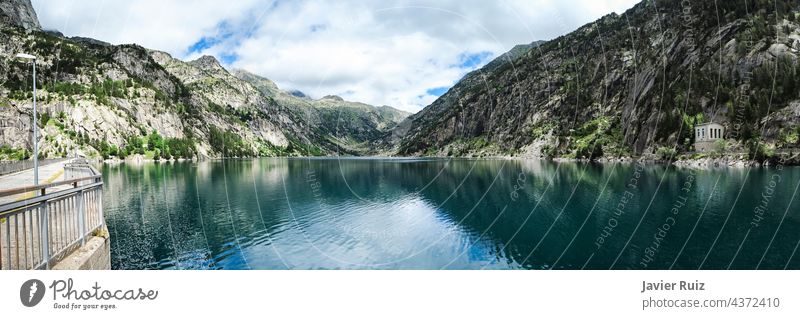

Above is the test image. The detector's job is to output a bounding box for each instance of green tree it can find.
[147,130,164,151]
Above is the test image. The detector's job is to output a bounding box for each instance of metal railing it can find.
[64,157,97,181]
[0,162,104,269]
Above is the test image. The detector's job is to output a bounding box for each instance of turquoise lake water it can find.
[101,158,800,269]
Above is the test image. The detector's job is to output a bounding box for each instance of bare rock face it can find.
[0,23,409,160]
[0,0,41,30]
[0,0,398,160]
[189,55,226,74]
[394,2,800,158]
[0,98,31,150]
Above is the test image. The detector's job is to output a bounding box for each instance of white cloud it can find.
[31,0,264,56]
[32,0,640,113]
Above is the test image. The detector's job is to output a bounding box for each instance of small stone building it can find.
[694,122,724,152]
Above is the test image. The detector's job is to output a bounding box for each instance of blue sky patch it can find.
[219,52,239,64]
[186,19,255,57]
[187,37,220,54]
[457,51,493,69]
[426,87,449,97]
[310,24,327,32]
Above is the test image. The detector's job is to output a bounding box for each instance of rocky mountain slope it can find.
[231,69,410,154]
[4,0,797,163]
[394,0,800,160]
[0,0,39,31]
[0,3,408,160]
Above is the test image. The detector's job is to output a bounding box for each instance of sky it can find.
[32,0,640,113]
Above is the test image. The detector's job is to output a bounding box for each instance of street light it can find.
[16,52,38,185]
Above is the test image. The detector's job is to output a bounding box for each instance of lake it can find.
[101,158,800,269]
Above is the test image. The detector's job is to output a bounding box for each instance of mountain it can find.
[0,4,408,160]
[4,1,797,162]
[480,40,545,73]
[0,0,40,31]
[394,1,800,159]
[288,90,309,99]
[231,69,410,154]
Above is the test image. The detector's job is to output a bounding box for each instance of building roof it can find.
[695,122,723,127]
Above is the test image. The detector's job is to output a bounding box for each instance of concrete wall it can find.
[52,236,111,270]
[694,140,718,152]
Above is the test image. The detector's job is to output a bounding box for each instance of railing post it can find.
[98,186,105,230]
[4,217,9,270]
[77,190,86,246]
[95,176,104,230]
[39,202,50,269]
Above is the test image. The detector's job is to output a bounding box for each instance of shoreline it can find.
[7,152,797,170]
[95,154,800,169]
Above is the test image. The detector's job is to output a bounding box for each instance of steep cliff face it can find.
[396,1,800,159]
[0,4,409,160]
[0,28,201,160]
[0,0,40,31]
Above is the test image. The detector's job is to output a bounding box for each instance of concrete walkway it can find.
[0,160,69,205]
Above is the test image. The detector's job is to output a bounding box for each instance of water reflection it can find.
[102,158,800,269]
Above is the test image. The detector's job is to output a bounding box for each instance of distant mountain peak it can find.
[321,95,344,101]
[189,55,225,72]
[289,90,309,99]
[230,68,281,96]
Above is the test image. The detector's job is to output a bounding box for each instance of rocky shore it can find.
[77,150,800,169]
[671,155,799,169]
[539,153,799,169]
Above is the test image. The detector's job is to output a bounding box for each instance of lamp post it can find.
[16,53,38,185]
